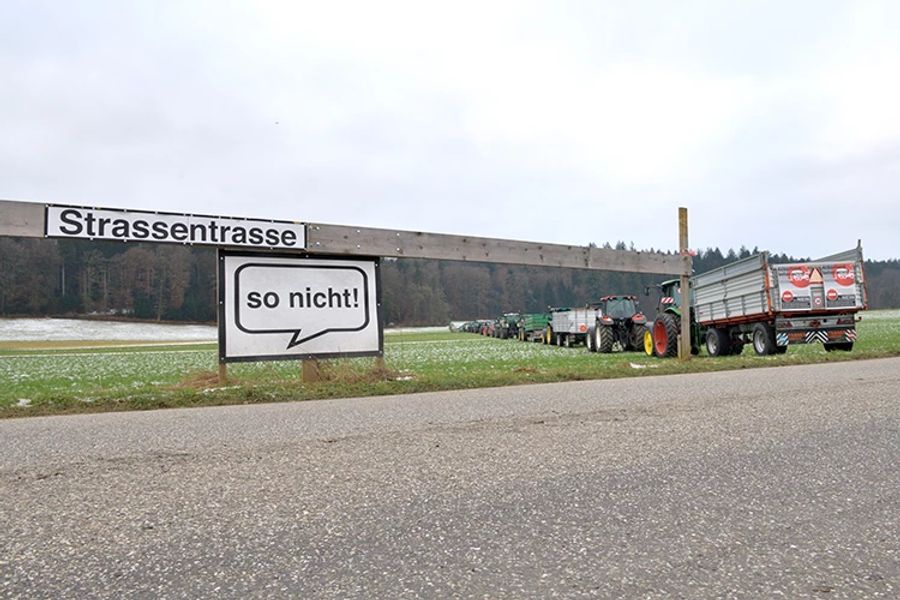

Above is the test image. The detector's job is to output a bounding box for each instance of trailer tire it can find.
[824,342,854,352]
[556,333,564,347]
[706,328,731,357]
[752,323,776,356]
[774,344,788,354]
[652,314,679,358]
[586,327,597,352]
[563,334,572,348]
[598,325,614,353]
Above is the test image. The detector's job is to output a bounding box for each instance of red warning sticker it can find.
[832,263,855,286]
[827,289,838,301]
[782,290,794,303]
[787,265,811,288]
[579,324,587,333]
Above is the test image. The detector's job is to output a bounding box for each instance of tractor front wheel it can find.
[643,328,654,356]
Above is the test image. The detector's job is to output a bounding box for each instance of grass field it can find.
[2,310,900,417]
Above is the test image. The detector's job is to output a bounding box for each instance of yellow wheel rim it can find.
[643,329,654,356]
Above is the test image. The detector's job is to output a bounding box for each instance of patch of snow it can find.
[0,318,216,342]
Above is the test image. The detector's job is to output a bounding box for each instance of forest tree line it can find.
[1,238,899,325]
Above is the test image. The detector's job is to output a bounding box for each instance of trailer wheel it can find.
[643,328,654,356]
[752,323,776,356]
[774,344,788,354]
[824,342,853,352]
[556,333,564,347]
[653,314,679,358]
[705,328,731,357]
[598,325,614,353]
[563,334,572,348]
[586,327,596,352]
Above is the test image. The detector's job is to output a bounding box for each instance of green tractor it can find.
[495,312,522,339]
[644,279,703,358]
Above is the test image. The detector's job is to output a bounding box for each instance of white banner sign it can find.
[220,252,382,362]
[46,205,305,249]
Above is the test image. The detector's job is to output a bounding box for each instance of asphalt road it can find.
[1,358,898,599]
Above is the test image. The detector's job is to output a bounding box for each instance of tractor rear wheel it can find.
[653,313,679,358]
[598,325,614,353]
[628,326,644,351]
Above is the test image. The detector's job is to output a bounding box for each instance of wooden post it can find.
[374,355,386,372]
[678,207,691,361]
[302,359,321,383]
[218,363,227,385]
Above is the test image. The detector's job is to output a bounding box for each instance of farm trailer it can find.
[651,244,867,357]
[545,306,600,347]
[517,313,550,342]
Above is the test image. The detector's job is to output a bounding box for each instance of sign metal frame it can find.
[217,249,384,364]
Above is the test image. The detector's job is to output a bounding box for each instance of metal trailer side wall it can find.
[522,313,549,331]
[550,308,598,335]
[550,310,575,334]
[692,253,771,325]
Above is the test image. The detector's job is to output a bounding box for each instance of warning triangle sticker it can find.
[809,267,823,284]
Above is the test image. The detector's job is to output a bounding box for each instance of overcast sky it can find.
[2,1,899,260]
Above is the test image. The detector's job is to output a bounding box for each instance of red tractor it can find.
[586,295,648,353]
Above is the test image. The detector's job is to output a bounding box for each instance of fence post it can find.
[302,359,321,383]
[678,207,691,361]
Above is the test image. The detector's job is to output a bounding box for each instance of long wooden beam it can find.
[0,199,690,275]
[306,223,687,275]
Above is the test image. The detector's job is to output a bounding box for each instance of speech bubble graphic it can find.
[234,263,370,349]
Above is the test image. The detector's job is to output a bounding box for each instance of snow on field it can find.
[0,318,451,342]
[385,325,451,334]
[0,318,217,342]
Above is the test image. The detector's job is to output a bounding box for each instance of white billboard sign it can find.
[219,252,382,362]
[46,204,305,250]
